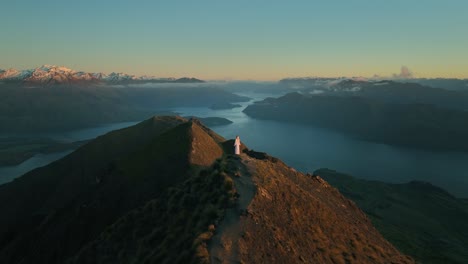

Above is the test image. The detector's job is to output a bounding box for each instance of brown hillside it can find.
[210,152,414,264]
[189,119,224,166]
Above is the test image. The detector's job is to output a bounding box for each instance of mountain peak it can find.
[187,119,224,166]
[37,64,71,71]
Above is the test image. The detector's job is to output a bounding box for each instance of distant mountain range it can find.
[278,78,468,111]
[0,65,204,85]
[279,77,468,92]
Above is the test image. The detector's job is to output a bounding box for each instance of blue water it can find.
[0,122,138,186]
[1,92,468,197]
[174,92,468,198]
[0,151,73,185]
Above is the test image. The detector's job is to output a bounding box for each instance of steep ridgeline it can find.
[209,152,413,264]
[0,116,412,264]
[0,116,223,264]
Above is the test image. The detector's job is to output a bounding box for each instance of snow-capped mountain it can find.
[104,72,136,82]
[0,68,34,80]
[0,65,203,85]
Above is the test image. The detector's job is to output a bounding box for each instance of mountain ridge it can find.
[0,116,413,263]
[0,116,213,263]
[0,65,204,85]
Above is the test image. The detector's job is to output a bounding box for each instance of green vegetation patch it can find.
[70,158,238,264]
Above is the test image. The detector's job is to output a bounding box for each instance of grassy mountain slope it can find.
[0,116,223,264]
[70,157,238,264]
[226,152,413,264]
[317,168,468,264]
[0,116,413,264]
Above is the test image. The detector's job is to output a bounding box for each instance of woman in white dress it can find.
[234,136,241,155]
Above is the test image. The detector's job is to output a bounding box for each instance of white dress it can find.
[234,137,241,155]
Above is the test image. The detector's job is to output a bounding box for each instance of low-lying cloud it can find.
[107,81,226,89]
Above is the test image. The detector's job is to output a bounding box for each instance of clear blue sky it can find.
[1,0,467,80]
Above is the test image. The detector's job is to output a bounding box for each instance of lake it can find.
[1,91,468,197]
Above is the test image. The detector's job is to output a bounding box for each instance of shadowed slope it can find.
[0,116,224,264]
[70,157,238,264]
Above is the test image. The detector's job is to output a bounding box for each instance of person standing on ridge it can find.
[234,135,241,155]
